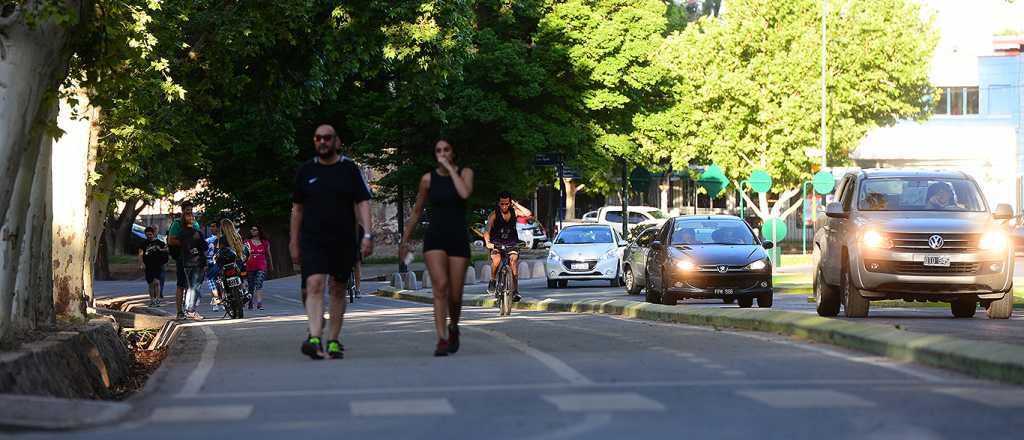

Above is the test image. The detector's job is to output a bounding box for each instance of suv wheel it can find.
[814,267,840,317]
[737,297,754,308]
[625,267,642,295]
[841,267,870,318]
[985,289,1013,319]
[950,298,977,318]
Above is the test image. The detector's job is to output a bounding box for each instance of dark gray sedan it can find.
[622,225,659,295]
[645,215,774,308]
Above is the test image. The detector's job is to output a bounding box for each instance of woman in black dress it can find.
[401,139,475,356]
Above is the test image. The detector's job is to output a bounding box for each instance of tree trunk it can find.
[0,0,82,342]
[93,233,111,282]
[110,198,146,255]
[266,224,295,279]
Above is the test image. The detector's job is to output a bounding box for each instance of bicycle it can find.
[491,242,525,317]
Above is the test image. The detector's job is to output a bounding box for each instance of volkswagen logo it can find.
[928,235,944,250]
[717,265,729,273]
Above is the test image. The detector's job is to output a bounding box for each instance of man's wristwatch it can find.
[362,233,373,241]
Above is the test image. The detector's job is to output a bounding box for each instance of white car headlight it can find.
[548,249,561,261]
[862,230,892,249]
[675,260,697,271]
[979,231,1008,251]
[600,247,618,260]
[747,259,768,271]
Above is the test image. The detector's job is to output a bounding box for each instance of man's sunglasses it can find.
[314,134,334,142]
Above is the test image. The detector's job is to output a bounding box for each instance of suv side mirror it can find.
[994,203,1014,220]
[825,202,848,219]
[762,241,775,250]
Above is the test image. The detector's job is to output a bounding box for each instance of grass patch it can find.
[110,254,137,265]
[779,254,813,266]
[773,274,811,286]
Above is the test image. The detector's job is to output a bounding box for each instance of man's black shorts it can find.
[175,260,188,288]
[301,239,353,285]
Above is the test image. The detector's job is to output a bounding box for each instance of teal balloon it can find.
[698,164,729,198]
[749,169,772,193]
[761,217,788,241]
[812,171,835,195]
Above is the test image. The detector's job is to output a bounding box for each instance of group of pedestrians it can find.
[137,201,273,320]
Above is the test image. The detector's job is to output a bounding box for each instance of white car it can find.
[545,224,625,288]
[517,219,550,249]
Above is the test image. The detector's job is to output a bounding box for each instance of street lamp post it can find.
[820,0,828,170]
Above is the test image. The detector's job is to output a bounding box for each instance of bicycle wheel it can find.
[500,269,514,316]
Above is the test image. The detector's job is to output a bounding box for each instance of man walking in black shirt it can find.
[138,227,169,307]
[290,124,373,360]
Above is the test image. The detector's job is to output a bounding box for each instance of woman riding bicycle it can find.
[485,191,523,302]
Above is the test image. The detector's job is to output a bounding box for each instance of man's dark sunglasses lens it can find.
[315,135,334,142]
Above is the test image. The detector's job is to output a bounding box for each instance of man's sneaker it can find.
[301,337,324,360]
[513,291,522,302]
[176,311,186,320]
[447,324,460,354]
[256,302,264,310]
[487,280,496,294]
[434,339,449,357]
[186,310,204,321]
[326,340,344,359]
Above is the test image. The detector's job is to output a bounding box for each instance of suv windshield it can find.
[670,220,756,245]
[857,178,985,212]
[647,209,669,219]
[556,226,615,244]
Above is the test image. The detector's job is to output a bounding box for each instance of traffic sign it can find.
[812,170,835,194]
[534,153,562,166]
[697,164,728,199]
[761,217,788,241]
[560,167,581,179]
[749,169,772,193]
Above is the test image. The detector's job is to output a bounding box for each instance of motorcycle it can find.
[215,246,251,319]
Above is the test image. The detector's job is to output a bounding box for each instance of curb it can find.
[375,287,1024,385]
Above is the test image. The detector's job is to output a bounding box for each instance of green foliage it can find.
[636,0,937,190]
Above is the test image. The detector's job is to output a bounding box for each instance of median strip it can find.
[376,287,1024,385]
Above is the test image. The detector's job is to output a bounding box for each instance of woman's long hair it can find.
[220,219,246,258]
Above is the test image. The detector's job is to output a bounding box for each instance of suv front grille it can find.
[888,233,979,253]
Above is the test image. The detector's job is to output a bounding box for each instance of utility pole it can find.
[397,185,407,273]
[621,159,629,241]
[820,0,828,170]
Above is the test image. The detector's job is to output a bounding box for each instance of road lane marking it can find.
[934,388,1024,407]
[737,389,875,408]
[176,324,219,398]
[149,405,253,422]
[463,324,594,385]
[722,370,746,377]
[182,379,963,400]
[350,398,455,416]
[542,393,665,412]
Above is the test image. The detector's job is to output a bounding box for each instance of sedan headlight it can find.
[747,259,769,271]
[979,231,1008,251]
[548,249,561,261]
[862,230,892,249]
[601,248,618,260]
[675,260,697,271]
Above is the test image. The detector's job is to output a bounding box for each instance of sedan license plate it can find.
[923,255,951,267]
[571,263,589,270]
[227,277,242,287]
[714,288,735,295]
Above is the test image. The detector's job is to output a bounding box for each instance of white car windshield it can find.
[857,178,985,212]
[556,226,615,244]
[671,220,756,246]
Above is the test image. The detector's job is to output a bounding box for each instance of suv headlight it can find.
[979,231,1008,251]
[862,230,893,249]
[747,258,769,271]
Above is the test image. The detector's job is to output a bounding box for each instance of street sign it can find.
[697,164,728,198]
[761,217,788,242]
[749,169,772,193]
[534,153,562,166]
[812,170,835,194]
[560,167,581,179]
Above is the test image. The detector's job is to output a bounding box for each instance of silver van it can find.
[813,169,1015,319]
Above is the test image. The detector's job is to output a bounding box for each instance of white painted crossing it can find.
[149,405,254,422]
[541,393,666,412]
[736,389,876,408]
[350,398,456,416]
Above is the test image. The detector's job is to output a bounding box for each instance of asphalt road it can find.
[31,276,1024,439]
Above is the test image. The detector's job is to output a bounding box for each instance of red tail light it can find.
[224,268,239,277]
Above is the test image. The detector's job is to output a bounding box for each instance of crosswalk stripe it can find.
[736,389,875,408]
[542,393,666,412]
[350,398,455,416]
[149,405,254,422]
[934,388,1024,407]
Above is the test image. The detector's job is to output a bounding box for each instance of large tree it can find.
[636,0,937,223]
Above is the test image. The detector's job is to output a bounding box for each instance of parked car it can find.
[813,169,1015,319]
[545,224,625,288]
[517,219,550,249]
[569,206,670,233]
[622,225,660,295]
[644,215,774,307]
